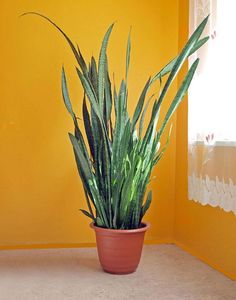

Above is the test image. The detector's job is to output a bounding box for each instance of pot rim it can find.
[90,222,150,234]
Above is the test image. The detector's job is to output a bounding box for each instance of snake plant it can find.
[22,13,208,229]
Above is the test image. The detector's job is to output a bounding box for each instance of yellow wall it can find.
[0,0,179,248]
[174,0,236,280]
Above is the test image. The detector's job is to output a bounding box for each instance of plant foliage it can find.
[22,12,209,229]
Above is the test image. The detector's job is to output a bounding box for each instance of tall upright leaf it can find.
[98,23,114,113]
[158,58,200,138]
[82,96,95,158]
[125,29,131,82]
[157,15,208,107]
[150,36,209,85]
[132,77,151,130]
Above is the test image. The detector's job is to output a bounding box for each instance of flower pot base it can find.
[103,268,137,275]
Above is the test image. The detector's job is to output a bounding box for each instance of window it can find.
[189,0,236,145]
[188,0,236,215]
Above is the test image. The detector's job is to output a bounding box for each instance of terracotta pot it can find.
[90,222,150,274]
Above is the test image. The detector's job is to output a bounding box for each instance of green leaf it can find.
[91,109,101,172]
[122,200,136,229]
[84,188,95,218]
[151,36,209,85]
[82,96,95,158]
[104,55,112,125]
[76,45,88,74]
[96,217,104,227]
[61,66,75,120]
[153,124,172,165]
[69,133,93,181]
[99,137,112,227]
[112,80,128,164]
[112,174,124,229]
[71,146,94,211]
[69,133,109,227]
[157,16,208,108]
[90,56,98,96]
[158,58,199,138]
[141,99,161,152]
[98,23,114,113]
[189,36,209,56]
[138,94,154,137]
[77,67,111,155]
[113,83,118,117]
[132,77,151,130]
[80,209,95,221]
[21,12,87,74]
[125,29,131,82]
[141,190,152,219]
[62,67,90,162]
[76,67,102,120]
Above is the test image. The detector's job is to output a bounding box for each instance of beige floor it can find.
[0,245,235,300]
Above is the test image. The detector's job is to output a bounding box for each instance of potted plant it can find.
[21,12,208,274]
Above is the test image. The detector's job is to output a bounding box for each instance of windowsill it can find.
[191,140,236,147]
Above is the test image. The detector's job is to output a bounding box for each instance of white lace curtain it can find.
[188,0,236,214]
